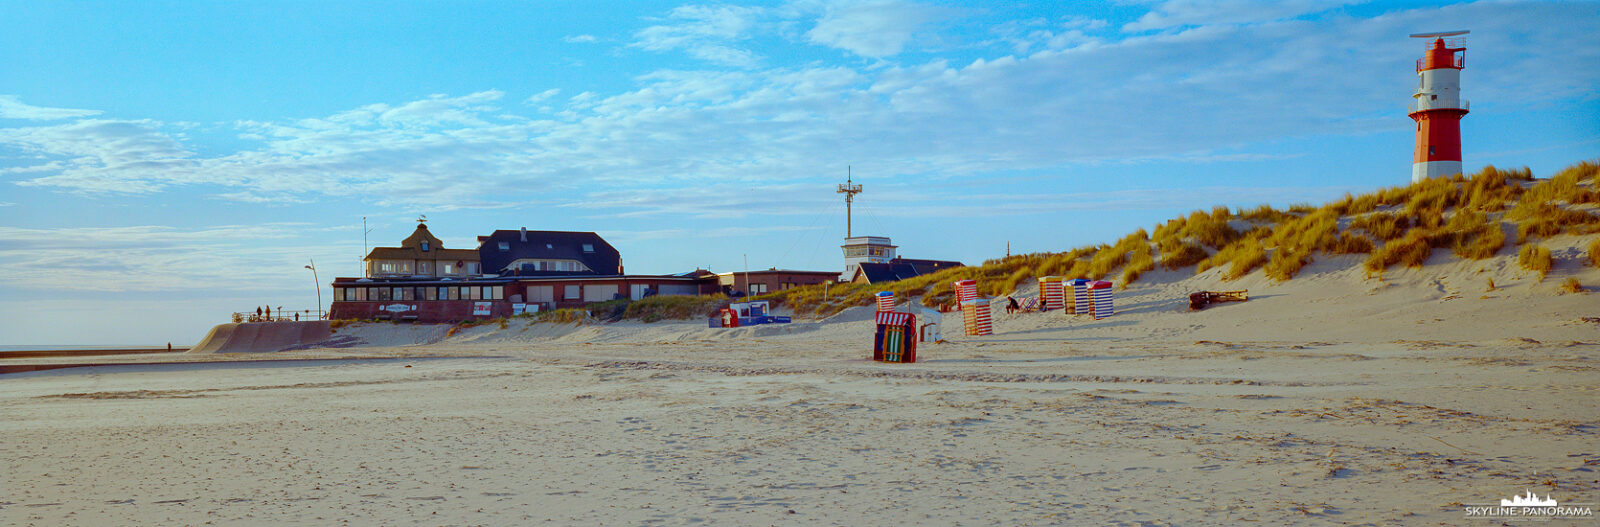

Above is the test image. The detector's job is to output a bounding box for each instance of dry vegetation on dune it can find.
[752,159,1600,317]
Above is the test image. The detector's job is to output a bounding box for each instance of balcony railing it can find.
[1409,98,1469,114]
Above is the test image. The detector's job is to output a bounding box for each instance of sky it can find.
[2,0,1597,346]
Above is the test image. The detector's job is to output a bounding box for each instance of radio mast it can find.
[836,166,863,237]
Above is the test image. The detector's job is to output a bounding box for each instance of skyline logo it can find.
[1465,489,1594,521]
[1503,490,1559,507]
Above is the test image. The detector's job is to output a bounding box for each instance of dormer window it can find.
[420,241,430,252]
[498,242,510,251]
[582,244,595,253]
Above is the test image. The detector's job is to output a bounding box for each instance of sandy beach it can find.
[3,245,1598,526]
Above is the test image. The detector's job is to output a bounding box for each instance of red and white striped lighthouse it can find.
[1408,30,1469,183]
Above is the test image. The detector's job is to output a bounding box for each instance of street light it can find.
[305,259,322,320]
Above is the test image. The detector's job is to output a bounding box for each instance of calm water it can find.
[0,345,178,352]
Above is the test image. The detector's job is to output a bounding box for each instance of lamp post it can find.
[305,259,322,319]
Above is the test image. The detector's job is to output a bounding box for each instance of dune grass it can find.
[1350,212,1410,241]
[754,159,1598,314]
[1518,244,1553,281]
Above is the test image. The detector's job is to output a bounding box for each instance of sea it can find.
[0,345,179,352]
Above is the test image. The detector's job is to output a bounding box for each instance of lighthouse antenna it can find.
[836,166,864,238]
[1409,30,1468,38]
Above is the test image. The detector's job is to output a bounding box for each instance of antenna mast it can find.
[836,166,863,237]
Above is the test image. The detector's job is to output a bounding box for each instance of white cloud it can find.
[525,88,561,105]
[564,34,598,43]
[0,95,103,120]
[1123,0,1357,32]
[632,4,768,67]
[806,0,956,57]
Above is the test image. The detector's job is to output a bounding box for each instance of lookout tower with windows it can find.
[841,236,897,282]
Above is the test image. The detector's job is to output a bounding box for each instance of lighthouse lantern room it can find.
[1408,30,1469,183]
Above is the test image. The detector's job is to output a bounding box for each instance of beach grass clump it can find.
[1201,237,1267,280]
[1444,210,1506,259]
[1336,192,1382,216]
[1084,230,1147,281]
[1158,238,1209,270]
[1589,238,1600,269]
[1263,248,1308,282]
[528,308,591,324]
[1002,266,1033,296]
[1121,249,1155,288]
[1327,232,1375,254]
[1508,202,1600,243]
[1351,212,1410,241]
[1177,208,1241,249]
[622,294,729,322]
[1518,244,1553,280]
[1462,165,1531,212]
[1561,277,1584,294]
[1364,230,1436,274]
[1238,204,1292,224]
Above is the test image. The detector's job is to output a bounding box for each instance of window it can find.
[564,285,581,299]
[582,244,595,253]
[424,287,437,301]
[449,287,461,300]
[490,286,504,300]
[750,283,768,295]
[356,288,367,301]
[373,288,390,301]
[1429,146,1436,155]
[379,262,395,273]
[498,242,510,251]
[442,263,455,275]
[421,241,430,252]
[467,287,480,300]
[466,262,480,275]
[418,261,433,275]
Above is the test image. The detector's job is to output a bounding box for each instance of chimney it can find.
[520,227,527,242]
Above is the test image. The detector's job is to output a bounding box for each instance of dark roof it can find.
[854,258,964,284]
[477,229,621,276]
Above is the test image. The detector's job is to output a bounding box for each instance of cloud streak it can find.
[0,95,104,120]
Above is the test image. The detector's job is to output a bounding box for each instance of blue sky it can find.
[2,0,1597,346]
